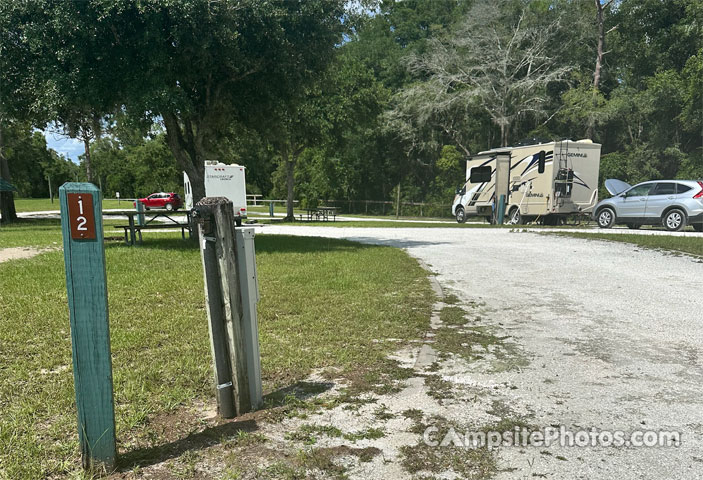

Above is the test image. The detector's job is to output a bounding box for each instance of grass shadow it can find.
[118,381,334,472]
[0,217,61,228]
[118,418,258,471]
[255,235,377,254]
[104,236,198,252]
[263,380,336,407]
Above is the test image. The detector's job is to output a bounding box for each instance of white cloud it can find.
[43,131,84,163]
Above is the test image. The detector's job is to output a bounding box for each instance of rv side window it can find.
[470,166,492,183]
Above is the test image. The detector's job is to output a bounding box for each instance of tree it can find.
[593,0,616,92]
[392,0,572,148]
[0,0,346,202]
[0,118,17,223]
[267,48,388,220]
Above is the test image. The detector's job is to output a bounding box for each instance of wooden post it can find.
[497,194,506,225]
[199,214,236,419]
[195,197,259,416]
[136,200,145,226]
[127,215,135,246]
[59,182,116,473]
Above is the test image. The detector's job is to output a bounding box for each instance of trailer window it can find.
[470,166,492,183]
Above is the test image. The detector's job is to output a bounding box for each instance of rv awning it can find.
[0,178,17,192]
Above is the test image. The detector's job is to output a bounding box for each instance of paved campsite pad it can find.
[227,226,702,480]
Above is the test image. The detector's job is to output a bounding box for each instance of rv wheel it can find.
[455,206,466,223]
[508,207,522,225]
[597,208,615,228]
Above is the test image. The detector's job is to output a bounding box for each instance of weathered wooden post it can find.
[59,182,116,473]
[197,206,236,419]
[135,200,145,226]
[195,197,262,417]
[497,194,506,225]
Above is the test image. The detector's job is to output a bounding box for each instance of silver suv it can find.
[594,179,703,232]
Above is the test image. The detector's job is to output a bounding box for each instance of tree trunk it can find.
[282,145,296,222]
[589,0,609,139]
[0,124,18,224]
[83,134,93,183]
[162,111,206,203]
[395,181,401,219]
[593,0,605,92]
[500,122,510,147]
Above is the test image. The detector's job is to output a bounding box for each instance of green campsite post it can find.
[59,182,116,472]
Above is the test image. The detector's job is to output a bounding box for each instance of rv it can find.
[184,161,248,225]
[451,140,601,224]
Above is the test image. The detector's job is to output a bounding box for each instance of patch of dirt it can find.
[107,271,527,480]
[0,246,55,263]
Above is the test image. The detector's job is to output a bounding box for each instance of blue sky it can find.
[44,131,83,162]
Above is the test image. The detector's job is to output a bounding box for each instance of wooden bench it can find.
[118,223,191,245]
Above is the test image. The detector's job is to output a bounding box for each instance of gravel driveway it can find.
[255,225,703,479]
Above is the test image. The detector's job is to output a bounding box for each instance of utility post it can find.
[494,152,511,224]
[59,182,116,473]
[195,197,262,417]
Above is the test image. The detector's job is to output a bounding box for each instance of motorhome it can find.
[451,140,602,224]
[184,161,248,225]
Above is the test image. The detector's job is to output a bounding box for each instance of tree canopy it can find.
[1,0,701,218]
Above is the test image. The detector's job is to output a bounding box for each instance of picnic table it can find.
[103,210,192,245]
[305,206,338,222]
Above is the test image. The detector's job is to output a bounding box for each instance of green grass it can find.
[0,218,133,248]
[0,221,433,478]
[13,197,124,212]
[550,232,703,258]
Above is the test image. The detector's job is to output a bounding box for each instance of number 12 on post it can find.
[67,193,97,240]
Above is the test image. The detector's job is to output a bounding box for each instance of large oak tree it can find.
[0,0,345,201]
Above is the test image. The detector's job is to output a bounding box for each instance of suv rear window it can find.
[676,184,692,194]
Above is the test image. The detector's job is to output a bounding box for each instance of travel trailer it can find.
[451,140,602,224]
[184,161,248,225]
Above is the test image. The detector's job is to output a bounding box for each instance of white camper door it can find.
[183,171,193,210]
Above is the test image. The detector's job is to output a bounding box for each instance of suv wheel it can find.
[455,206,466,223]
[663,209,686,232]
[626,223,640,230]
[597,207,615,228]
[693,223,703,232]
[166,203,174,212]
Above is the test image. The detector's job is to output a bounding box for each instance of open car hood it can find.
[605,179,631,196]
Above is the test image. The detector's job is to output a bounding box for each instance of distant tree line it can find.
[1,0,701,221]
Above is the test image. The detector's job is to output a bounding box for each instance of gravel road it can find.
[255,225,703,479]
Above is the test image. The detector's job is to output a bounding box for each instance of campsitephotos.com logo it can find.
[423,425,681,449]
